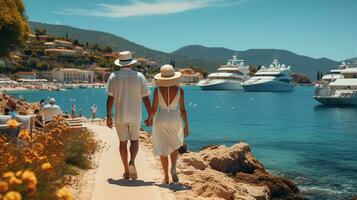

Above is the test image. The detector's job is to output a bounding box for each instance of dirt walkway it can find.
[86,124,176,200]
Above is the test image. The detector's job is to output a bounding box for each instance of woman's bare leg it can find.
[170,150,179,182]
[170,150,179,169]
[160,156,169,184]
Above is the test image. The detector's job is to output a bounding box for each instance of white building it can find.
[51,68,94,83]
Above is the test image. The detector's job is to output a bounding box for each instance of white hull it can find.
[243,80,294,92]
[314,95,357,106]
[197,79,243,90]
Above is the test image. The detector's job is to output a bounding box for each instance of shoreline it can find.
[73,123,301,200]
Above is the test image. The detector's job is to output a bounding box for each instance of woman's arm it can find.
[179,88,189,137]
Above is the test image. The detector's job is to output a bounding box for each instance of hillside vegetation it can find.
[29,22,219,70]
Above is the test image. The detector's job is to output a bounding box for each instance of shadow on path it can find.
[156,183,192,192]
[107,178,155,187]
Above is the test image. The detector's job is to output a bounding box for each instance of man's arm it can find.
[106,95,114,128]
[142,96,151,117]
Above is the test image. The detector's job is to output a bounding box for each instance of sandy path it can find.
[87,124,176,200]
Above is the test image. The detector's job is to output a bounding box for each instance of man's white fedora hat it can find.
[154,64,182,87]
[114,51,138,67]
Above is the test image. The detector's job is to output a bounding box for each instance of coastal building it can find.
[53,40,73,48]
[51,68,94,83]
[15,72,37,80]
[94,67,111,82]
[178,68,203,83]
[44,49,78,61]
[44,42,55,49]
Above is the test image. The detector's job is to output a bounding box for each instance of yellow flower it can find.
[20,170,37,185]
[56,188,73,200]
[0,181,9,193]
[18,130,31,141]
[15,170,23,178]
[3,191,22,200]
[3,172,14,179]
[6,120,20,129]
[41,162,52,171]
[8,177,22,185]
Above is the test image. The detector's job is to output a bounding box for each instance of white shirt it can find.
[42,104,62,122]
[106,68,150,123]
[91,106,97,113]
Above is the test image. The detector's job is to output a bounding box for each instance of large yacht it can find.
[320,62,347,83]
[197,55,250,90]
[242,59,294,92]
[314,62,357,106]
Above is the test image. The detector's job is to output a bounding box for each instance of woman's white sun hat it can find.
[154,64,182,87]
[114,51,138,67]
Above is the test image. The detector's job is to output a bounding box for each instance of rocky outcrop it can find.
[0,93,38,114]
[139,132,300,200]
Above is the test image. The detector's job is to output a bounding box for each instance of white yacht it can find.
[242,59,294,92]
[320,62,347,82]
[314,62,357,106]
[197,55,250,90]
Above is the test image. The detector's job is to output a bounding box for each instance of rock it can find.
[175,142,299,200]
[235,172,298,198]
[200,143,265,174]
[179,153,207,170]
[0,93,38,115]
[177,168,269,200]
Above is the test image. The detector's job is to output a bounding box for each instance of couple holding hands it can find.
[106,51,189,184]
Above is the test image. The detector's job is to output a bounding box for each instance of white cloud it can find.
[54,0,247,18]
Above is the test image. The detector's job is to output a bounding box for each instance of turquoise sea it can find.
[9,86,357,200]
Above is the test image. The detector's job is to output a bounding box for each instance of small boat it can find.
[197,55,250,90]
[242,59,294,92]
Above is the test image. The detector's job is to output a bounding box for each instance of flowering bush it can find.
[0,116,98,200]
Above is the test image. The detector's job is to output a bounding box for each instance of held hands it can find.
[145,116,153,127]
[184,126,189,137]
[106,117,113,129]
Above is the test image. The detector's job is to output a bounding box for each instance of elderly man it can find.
[42,98,62,123]
[106,51,151,180]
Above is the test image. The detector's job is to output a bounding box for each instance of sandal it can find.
[128,161,138,180]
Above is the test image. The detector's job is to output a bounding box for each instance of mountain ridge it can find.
[30,22,344,80]
[172,45,340,80]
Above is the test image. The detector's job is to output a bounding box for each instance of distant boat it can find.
[197,55,250,90]
[314,62,357,106]
[242,59,294,92]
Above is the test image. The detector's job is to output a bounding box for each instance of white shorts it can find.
[115,122,140,142]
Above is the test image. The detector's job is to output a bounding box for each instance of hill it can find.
[173,45,339,80]
[29,22,219,70]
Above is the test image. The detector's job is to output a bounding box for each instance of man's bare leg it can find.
[119,141,129,175]
[129,140,139,162]
[128,140,139,180]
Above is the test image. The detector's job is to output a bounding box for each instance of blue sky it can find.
[23,0,357,61]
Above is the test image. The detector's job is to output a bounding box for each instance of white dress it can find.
[152,88,184,156]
